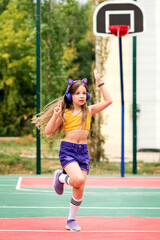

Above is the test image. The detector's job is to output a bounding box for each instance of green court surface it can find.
[0,175,160,219]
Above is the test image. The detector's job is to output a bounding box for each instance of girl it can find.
[32,69,112,231]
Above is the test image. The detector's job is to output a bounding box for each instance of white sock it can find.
[59,173,70,185]
[68,196,82,220]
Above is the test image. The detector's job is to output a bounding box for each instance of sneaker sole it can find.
[66,225,81,232]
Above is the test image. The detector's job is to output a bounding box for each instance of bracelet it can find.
[98,82,104,87]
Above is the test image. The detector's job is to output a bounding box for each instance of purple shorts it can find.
[59,141,90,174]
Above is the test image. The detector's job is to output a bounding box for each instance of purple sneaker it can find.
[53,170,64,195]
[66,219,81,232]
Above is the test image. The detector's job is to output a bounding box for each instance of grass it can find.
[0,136,160,175]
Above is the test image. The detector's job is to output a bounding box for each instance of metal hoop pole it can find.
[36,0,41,174]
[119,37,125,177]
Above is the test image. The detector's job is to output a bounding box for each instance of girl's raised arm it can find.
[89,69,112,117]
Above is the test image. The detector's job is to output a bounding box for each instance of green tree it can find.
[0,0,95,137]
[0,0,10,14]
[41,0,68,106]
[41,0,95,105]
[58,0,95,82]
[0,0,36,136]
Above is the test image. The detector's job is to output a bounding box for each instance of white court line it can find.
[0,230,160,233]
[85,185,160,189]
[15,177,160,193]
[21,185,53,188]
[3,189,160,195]
[0,184,15,186]
[16,185,160,189]
[0,206,160,210]
[15,176,160,192]
[15,188,54,193]
[16,176,160,181]
[16,177,22,190]
[15,186,160,195]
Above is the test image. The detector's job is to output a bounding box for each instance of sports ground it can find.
[0,175,160,239]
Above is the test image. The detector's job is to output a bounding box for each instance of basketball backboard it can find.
[93,0,144,37]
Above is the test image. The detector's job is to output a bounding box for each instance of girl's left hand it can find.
[53,100,62,118]
[94,69,103,85]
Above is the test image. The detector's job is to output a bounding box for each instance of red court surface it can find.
[18,176,160,189]
[0,216,160,240]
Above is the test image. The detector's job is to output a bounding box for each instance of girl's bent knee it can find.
[71,176,85,188]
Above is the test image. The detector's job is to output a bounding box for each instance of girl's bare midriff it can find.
[63,129,89,144]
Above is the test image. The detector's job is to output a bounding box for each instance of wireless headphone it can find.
[65,78,90,103]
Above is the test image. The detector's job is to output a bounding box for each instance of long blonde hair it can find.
[31,81,89,141]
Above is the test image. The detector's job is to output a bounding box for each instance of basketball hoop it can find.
[93,1,144,177]
[109,25,130,37]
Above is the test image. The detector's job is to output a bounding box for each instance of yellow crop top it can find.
[64,109,91,132]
